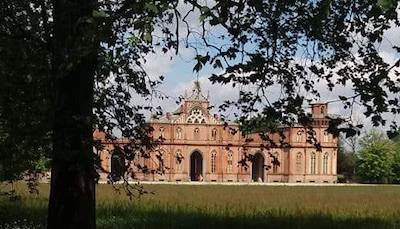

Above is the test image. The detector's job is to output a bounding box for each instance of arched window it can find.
[296,152,302,173]
[156,150,164,172]
[310,152,316,174]
[296,130,304,142]
[159,127,165,138]
[176,127,182,139]
[321,106,325,115]
[272,152,279,174]
[143,152,151,168]
[323,153,329,174]
[227,151,233,173]
[187,108,207,124]
[211,151,217,173]
[133,150,140,162]
[323,131,330,142]
[194,128,200,140]
[211,128,217,140]
[228,128,235,140]
[175,150,183,172]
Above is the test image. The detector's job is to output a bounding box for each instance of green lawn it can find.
[1,183,400,228]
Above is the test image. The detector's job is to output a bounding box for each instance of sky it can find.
[140,4,400,133]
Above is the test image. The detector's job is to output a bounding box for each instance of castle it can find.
[96,81,337,183]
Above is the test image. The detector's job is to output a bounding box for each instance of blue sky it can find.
[140,4,400,132]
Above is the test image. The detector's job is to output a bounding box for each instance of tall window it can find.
[272,152,279,174]
[194,128,200,140]
[157,151,164,172]
[175,150,183,172]
[159,127,165,138]
[211,151,217,173]
[176,127,182,139]
[323,131,329,142]
[211,128,217,140]
[133,150,140,162]
[143,152,150,168]
[296,130,304,142]
[310,152,316,174]
[323,153,329,174]
[296,152,302,173]
[227,151,233,173]
[228,128,235,140]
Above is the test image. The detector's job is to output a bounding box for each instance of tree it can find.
[356,130,395,183]
[391,134,400,183]
[1,0,400,229]
[337,136,357,182]
[393,150,400,183]
[47,1,99,228]
[0,4,51,190]
[186,0,400,139]
[337,116,361,182]
[1,1,177,228]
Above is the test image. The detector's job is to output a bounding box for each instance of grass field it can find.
[1,183,400,229]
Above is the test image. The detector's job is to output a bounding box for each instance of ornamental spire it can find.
[187,80,207,101]
[193,80,201,96]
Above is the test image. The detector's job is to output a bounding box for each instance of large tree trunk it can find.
[47,0,98,228]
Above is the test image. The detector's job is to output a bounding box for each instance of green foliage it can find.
[0,12,51,182]
[393,151,400,183]
[356,141,394,183]
[1,0,400,185]
[190,0,400,138]
[0,0,179,184]
[356,130,397,183]
[1,3,400,227]
[378,0,398,11]
[391,134,400,183]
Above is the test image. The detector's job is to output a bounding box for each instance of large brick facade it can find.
[97,82,338,183]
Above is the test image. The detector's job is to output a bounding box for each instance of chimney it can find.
[166,112,171,120]
[311,102,328,118]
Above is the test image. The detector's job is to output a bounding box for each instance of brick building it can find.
[97,81,337,183]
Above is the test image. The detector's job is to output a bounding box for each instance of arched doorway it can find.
[190,151,203,181]
[252,152,264,182]
[110,153,125,182]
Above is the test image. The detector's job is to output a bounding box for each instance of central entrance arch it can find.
[252,152,265,182]
[190,151,203,181]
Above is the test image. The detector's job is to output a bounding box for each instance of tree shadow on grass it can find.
[0,201,47,229]
[1,203,399,229]
[96,206,400,229]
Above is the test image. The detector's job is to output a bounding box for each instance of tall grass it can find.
[1,183,400,228]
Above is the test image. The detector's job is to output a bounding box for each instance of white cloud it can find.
[379,22,400,65]
[143,7,400,132]
[142,50,175,79]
